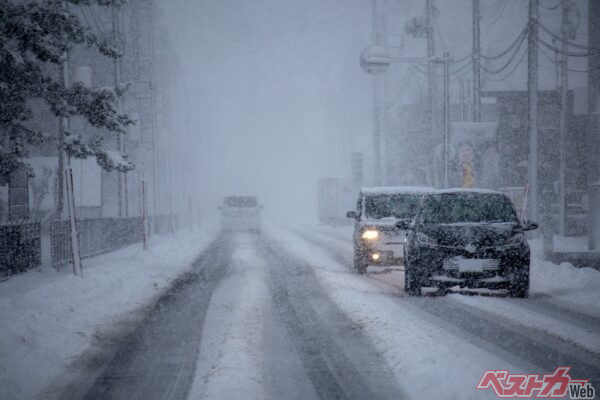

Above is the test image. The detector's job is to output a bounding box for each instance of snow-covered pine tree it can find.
[0,0,134,186]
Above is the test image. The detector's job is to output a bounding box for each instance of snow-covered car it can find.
[397,189,538,297]
[346,186,434,274]
[219,196,262,233]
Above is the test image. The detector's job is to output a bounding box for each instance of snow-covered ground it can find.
[0,227,217,400]
[189,234,268,400]
[2,221,599,400]
[271,221,600,399]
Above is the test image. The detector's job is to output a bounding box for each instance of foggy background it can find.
[160,0,589,220]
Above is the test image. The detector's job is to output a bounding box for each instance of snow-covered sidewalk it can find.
[0,228,217,400]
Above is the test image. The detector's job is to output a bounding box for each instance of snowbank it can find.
[0,227,216,400]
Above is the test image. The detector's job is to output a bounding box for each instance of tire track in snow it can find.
[259,236,406,400]
[69,235,232,400]
[282,225,600,388]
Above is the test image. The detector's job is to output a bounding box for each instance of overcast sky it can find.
[160,0,590,219]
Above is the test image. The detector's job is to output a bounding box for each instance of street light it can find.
[360,46,452,187]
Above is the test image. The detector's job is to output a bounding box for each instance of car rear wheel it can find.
[508,266,529,298]
[404,261,423,296]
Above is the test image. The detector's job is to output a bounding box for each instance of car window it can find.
[419,193,518,224]
[224,196,258,207]
[364,194,422,220]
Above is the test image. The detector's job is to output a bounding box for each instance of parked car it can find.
[219,196,262,233]
[397,189,538,297]
[347,186,434,274]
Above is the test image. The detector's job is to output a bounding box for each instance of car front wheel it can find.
[404,260,423,296]
[508,265,530,298]
[353,250,367,275]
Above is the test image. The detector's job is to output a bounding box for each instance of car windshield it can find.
[364,194,422,220]
[420,193,519,224]
[224,196,258,207]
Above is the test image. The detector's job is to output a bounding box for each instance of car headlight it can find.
[416,232,437,246]
[505,233,524,246]
[361,230,379,240]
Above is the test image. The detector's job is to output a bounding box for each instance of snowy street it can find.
[4,223,597,400]
[4,1,600,399]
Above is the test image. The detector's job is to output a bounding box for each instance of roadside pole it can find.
[472,0,481,122]
[527,0,540,222]
[142,178,149,250]
[64,166,82,276]
[558,0,570,236]
[443,52,450,188]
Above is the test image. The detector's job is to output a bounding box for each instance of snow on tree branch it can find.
[0,0,135,184]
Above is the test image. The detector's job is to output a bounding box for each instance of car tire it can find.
[353,251,368,275]
[508,265,530,298]
[404,260,423,296]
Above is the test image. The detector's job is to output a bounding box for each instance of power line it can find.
[538,35,600,57]
[539,22,588,50]
[481,29,528,75]
[481,25,528,60]
[482,0,508,25]
[540,0,561,11]
[452,53,473,66]
[483,48,526,81]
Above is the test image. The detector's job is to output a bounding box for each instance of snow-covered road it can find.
[12,223,600,400]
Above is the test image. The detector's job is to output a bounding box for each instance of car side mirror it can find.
[346,211,358,219]
[395,219,413,230]
[522,220,539,231]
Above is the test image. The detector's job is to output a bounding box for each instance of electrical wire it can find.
[482,0,508,25]
[483,45,527,82]
[540,0,561,11]
[385,66,416,110]
[481,25,527,60]
[538,35,600,57]
[538,44,560,87]
[481,29,527,74]
[539,22,589,50]
[452,53,473,66]
[433,13,448,54]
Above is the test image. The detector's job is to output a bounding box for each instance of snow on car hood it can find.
[421,222,520,248]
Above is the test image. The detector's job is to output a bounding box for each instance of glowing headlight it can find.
[361,230,379,240]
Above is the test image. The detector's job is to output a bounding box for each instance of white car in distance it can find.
[219,196,262,233]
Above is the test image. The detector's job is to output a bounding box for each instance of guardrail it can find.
[0,221,41,277]
[51,217,144,269]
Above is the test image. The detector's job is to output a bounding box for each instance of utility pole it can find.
[443,52,450,188]
[527,0,539,222]
[558,0,572,236]
[472,0,481,122]
[426,0,438,186]
[371,0,382,186]
[112,6,127,217]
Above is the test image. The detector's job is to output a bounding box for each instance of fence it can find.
[151,214,178,235]
[51,217,144,269]
[0,221,41,277]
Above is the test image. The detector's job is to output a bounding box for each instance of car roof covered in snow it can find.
[432,188,503,195]
[223,196,258,207]
[360,186,435,195]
